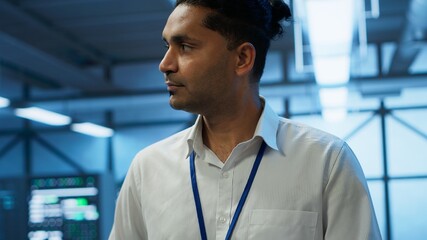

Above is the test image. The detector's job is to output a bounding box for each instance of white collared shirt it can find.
[109,101,382,240]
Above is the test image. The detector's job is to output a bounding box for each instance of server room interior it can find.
[0,0,426,239]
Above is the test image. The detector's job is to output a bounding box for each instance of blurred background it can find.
[0,0,426,239]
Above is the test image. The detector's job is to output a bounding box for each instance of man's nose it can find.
[159,49,177,74]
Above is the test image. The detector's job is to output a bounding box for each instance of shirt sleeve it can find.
[109,160,147,240]
[323,142,382,240]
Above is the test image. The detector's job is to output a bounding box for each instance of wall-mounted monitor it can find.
[27,174,114,240]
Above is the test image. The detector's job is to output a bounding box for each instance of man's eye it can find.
[181,44,192,51]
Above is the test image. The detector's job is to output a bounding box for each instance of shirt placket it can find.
[215,167,234,240]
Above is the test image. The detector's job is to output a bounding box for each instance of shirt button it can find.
[221,172,229,178]
[218,216,227,224]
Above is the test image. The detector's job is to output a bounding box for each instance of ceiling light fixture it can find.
[305,0,354,86]
[71,122,114,138]
[15,107,71,126]
[304,0,356,122]
[0,96,10,108]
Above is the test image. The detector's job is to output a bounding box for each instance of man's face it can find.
[159,4,237,115]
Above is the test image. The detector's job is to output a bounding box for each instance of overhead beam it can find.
[15,73,427,112]
[389,0,427,74]
[0,32,117,92]
[389,26,423,74]
[0,61,62,89]
[0,0,112,66]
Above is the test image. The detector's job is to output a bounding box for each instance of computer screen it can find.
[27,175,111,240]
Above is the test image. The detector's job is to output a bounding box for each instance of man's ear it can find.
[235,42,256,77]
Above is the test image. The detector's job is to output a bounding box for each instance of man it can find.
[109,0,382,239]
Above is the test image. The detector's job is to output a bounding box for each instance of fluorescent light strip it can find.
[305,0,354,122]
[313,55,351,86]
[0,97,10,108]
[305,0,355,86]
[15,107,71,126]
[306,0,354,51]
[71,122,114,138]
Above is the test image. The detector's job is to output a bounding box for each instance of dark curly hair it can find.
[175,0,292,81]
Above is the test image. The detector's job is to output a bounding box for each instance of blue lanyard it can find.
[190,141,267,240]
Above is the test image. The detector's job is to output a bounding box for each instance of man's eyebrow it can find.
[162,34,201,44]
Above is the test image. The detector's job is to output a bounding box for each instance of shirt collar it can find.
[253,98,280,152]
[186,97,281,158]
[186,115,204,158]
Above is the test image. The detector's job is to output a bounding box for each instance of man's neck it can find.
[201,96,263,162]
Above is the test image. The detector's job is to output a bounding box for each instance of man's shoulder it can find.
[277,117,345,149]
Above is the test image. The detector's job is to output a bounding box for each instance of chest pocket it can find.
[247,209,318,240]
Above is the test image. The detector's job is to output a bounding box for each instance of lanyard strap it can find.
[190,141,267,240]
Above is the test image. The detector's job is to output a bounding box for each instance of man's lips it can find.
[166,81,184,92]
